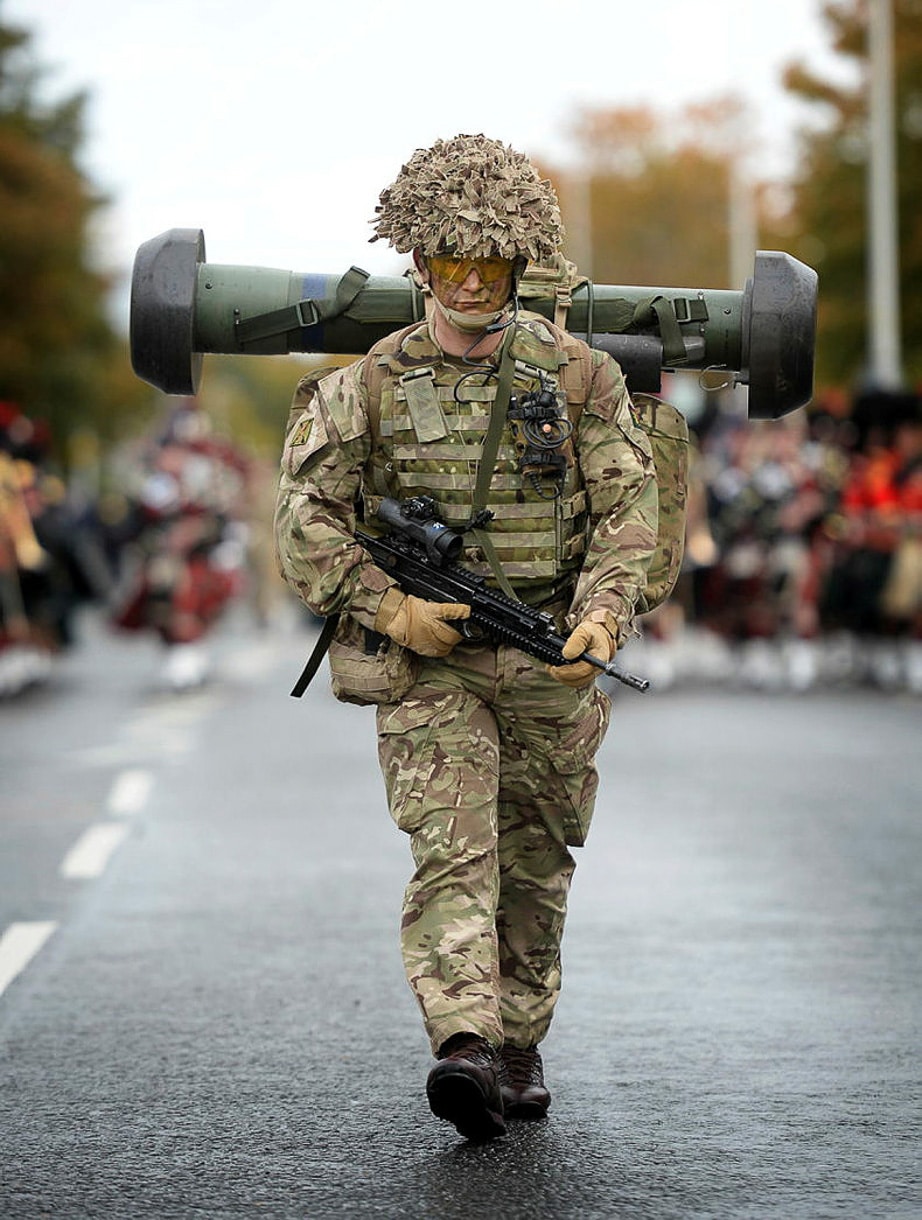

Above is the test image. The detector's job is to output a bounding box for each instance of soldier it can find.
[275,134,658,1141]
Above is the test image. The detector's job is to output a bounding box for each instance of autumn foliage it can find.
[543,1,922,395]
[0,20,151,457]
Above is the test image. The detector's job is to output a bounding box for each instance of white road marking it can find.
[59,823,130,880]
[106,768,153,816]
[0,921,58,997]
[67,692,222,768]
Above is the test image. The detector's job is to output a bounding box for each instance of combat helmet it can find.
[370,133,563,264]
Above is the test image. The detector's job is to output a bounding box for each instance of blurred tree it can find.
[123,353,350,483]
[0,17,149,458]
[549,96,756,291]
[775,0,922,388]
[194,354,349,459]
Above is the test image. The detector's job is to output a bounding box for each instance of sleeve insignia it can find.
[290,417,314,447]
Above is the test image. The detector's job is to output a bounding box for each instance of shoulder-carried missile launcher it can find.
[130,228,817,419]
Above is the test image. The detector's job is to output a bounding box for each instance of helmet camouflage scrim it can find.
[370,133,563,264]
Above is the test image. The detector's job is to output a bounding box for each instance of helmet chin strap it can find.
[460,292,521,365]
[431,294,507,334]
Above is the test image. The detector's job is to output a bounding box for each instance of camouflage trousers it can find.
[375,641,611,1056]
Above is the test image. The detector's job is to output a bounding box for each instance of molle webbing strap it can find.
[399,367,449,442]
[236,266,370,345]
[361,321,432,441]
[360,323,434,500]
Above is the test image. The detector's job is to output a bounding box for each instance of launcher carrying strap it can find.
[517,258,707,364]
[236,266,370,345]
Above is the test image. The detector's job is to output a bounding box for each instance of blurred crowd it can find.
[105,402,259,690]
[2,386,921,698]
[0,401,102,694]
[0,399,280,696]
[634,385,922,694]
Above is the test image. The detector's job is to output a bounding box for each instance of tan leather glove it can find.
[547,619,616,688]
[374,588,471,658]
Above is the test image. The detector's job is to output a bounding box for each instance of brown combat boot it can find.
[499,1044,551,1119]
[426,1033,506,1142]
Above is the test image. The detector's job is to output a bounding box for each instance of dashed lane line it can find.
[1,769,155,998]
[60,766,154,880]
[59,821,131,880]
[0,921,58,998]
[106,768,153,816]
[67,692,222,768]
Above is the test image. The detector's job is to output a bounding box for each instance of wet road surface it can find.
[1,610,920,1218]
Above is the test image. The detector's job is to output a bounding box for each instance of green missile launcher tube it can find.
[130,228,817,419]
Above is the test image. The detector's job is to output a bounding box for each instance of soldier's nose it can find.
[460,266,485,290]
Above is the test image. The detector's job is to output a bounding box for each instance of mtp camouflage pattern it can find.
[275,313,658,1053]
[370,133,563,263]
[276,314,658,640]
[376,641,610,1054]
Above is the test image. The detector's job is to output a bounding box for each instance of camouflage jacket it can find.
[275,316,658,645]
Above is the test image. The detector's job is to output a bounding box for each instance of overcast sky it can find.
[7,0,849,315]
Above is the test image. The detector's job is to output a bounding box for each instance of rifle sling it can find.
[468,333,519,601]
[290,612,340,697]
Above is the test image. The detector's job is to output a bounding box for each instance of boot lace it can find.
[501,1045,543,1087]
[440,1033,496,1067]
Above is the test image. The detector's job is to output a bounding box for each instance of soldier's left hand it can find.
[547,620,615,688]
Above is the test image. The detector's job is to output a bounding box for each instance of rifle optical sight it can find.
[376,497,463,567]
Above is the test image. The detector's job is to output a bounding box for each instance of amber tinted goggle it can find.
[427,254,514,284]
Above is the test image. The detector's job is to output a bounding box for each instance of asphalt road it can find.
[1,608,920,1219]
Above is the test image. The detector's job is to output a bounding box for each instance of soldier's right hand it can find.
[375,589,471,657]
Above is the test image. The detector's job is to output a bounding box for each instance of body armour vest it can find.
[360,316,591,600]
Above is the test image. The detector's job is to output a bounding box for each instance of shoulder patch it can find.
[281,400,329,477]
[289,416,315,448]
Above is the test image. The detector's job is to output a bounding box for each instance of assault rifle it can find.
[355,496,649,693]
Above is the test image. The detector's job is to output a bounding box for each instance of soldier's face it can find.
[419,253,513,315]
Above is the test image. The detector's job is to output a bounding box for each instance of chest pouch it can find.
[399,367,449,442]
[507,365,573,500]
